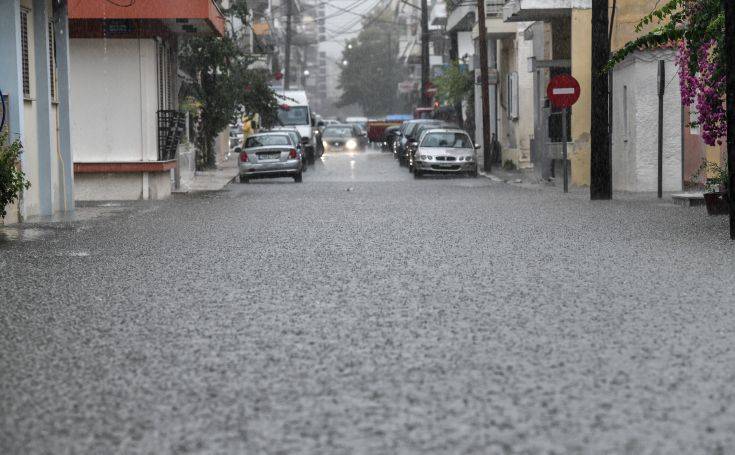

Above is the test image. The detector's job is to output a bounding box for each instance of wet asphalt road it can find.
[2,150,735,454]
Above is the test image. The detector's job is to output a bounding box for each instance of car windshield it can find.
[245,135,291,147]
[323,127,354,137]
[277,106,309,126]
[421,132,473,148]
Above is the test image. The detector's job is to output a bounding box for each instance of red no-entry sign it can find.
[547,74,581,109]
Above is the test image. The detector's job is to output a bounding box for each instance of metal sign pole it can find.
[561,107,569,193]
[658,60,665,199]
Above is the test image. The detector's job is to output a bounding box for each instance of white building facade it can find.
[611,49,683,192]
[0,0,74,223]
[67,0,225,201]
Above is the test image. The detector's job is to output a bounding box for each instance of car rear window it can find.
[246,135,291,148]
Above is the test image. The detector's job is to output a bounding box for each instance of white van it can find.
[277,91,316,161]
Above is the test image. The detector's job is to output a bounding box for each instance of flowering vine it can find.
[609,0,726,146]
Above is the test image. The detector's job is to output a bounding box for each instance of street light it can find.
[303,69,310,77]
[342,60,349,67]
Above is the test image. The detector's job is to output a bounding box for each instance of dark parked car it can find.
[382,125,402,152]
[397,120,445,167]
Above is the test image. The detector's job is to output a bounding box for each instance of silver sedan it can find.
[412,129,479,178]
[238,133,303,183]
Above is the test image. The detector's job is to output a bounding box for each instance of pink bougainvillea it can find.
[613,0,725,147]
[674,0,727,146]
[676,39,727,146]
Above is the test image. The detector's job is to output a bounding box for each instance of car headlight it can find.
[346,139,357,150]
[466,156,474,161]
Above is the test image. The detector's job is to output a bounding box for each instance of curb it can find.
[478,171,506,183]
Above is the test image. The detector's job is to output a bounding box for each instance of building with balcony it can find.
[67,0,225,201]
[0,0,74,223]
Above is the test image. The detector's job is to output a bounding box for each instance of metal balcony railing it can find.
[157,110,185,161]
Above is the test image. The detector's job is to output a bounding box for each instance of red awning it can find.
[69,0,225,36]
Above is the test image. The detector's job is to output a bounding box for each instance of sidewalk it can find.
[479,165,549,190]
[479,165,709,206]
[174,154,239,194]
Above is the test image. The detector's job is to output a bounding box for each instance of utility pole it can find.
[724,0,735,239]
[284,0,293,90]
[590,0,611,199]
[420,0,430,107]
[477,0,492,173]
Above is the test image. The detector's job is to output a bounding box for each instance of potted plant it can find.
[692,157,729,216]
[0,131,30,221]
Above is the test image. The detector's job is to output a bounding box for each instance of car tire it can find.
[239,175,250,184]
[294,172,303,183]
[469,168,478,178]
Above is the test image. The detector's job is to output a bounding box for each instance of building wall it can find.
[457,31,473,60]
[70,38,158,163]
[682,109,728,186]
[570,8,591,186]
[610,0,662,52]
[75,172,171,201]
[1,0,73,222]
[497,26,535,168]
[612,51,682,192]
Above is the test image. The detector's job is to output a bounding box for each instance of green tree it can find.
[179,1,278,169]
[433,60,473,106]
[337,17,403,116]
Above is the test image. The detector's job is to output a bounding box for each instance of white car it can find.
[412,129,479,178]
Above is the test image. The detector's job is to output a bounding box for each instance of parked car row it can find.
[386,119,479,178]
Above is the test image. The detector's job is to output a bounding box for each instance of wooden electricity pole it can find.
[477,0,492,173]
[420,0,430,107]
[590,0,612,199]
[284,0,293,90]
[724,0,735,239]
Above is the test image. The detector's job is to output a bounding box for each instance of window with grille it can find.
[168,44,176,110]
[20,9,30,97]
[157,41,166,110]
[48,20,58,101]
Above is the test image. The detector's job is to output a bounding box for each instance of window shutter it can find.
[508,72,519,120]
[20,9,30,97]
[157,41,165,111]
[48,20,57,101]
